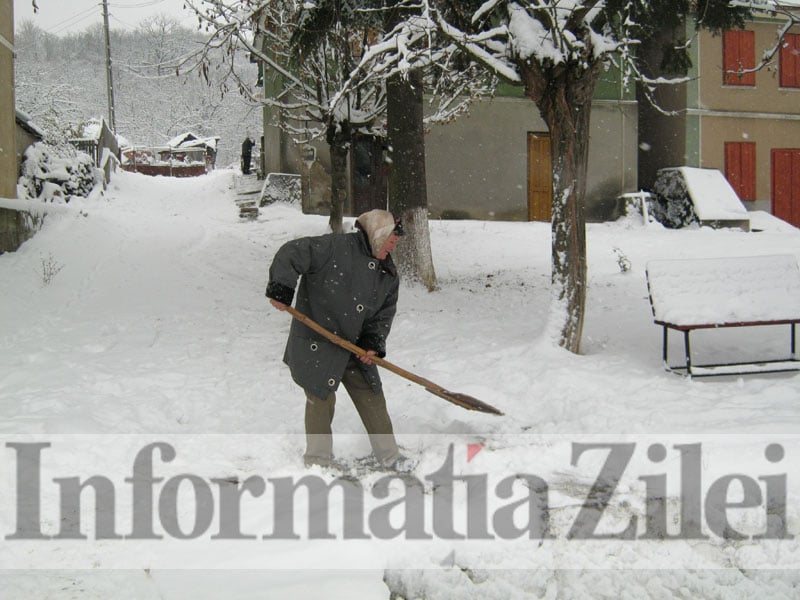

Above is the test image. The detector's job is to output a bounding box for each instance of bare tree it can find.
[726,1,800,79]
[180,1,386,233]
[330,2,496,289]
[135,15,185,76]
[287,1,387,233]
[14,18,260,163]
[436,0,754,353]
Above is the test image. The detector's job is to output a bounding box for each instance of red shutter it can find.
[739,31,756,86]
[780,34,800,88]
[723,32,737,85]
[740,142,756,200]
[725,142,756,200]
[725,143,742,193]
[723,30,755,86]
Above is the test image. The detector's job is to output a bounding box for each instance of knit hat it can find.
[355,209,403,257]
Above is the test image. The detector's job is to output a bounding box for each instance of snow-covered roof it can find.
[165,132,220,151]
[165,132,195,147]
[67,118,109,143]
[81,118,104,140]
[15,109,45,139]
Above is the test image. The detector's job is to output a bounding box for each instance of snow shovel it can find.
[284,306,503,415]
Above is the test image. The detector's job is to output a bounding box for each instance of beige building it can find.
[259,56,638,223]
[424,93,638,222]
[640,6,800,227]
[1,0,15,198]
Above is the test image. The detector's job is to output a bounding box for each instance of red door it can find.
[772,149,800,227]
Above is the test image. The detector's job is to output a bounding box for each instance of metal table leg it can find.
[684,330,692,375]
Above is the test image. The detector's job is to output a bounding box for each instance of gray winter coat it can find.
[266,230,400,398]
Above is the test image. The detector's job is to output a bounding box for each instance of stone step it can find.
[239,206,259,220]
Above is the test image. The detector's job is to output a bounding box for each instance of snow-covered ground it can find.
[2,169,800,598]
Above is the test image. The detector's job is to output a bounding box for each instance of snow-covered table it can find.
[645,254,800,376]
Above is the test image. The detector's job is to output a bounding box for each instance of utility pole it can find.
[101,0,117,132]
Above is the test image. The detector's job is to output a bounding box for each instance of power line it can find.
[111,0,168,9]
[109,13,137,30]
[47,4,101,35]
[39,0,177,36]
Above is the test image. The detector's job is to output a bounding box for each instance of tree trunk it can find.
[386,69,437,290]
[328,140,348,234]
[524,63,601,353]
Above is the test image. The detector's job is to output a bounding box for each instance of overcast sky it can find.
[14,0,198,36]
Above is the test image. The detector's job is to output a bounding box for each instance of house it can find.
[164,132,219,171]
[15,108,44,172]
[0,0,43,254]
[0,0,15,198]
[120,132,220,178]
[639,2,800,227]
[254,28,638,222]
[424,76,637,222]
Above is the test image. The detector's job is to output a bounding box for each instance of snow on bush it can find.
[17,142,101,203]
[260,173,301,206]
[651,169,697,229]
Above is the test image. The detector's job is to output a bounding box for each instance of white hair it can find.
[355,209,396,257]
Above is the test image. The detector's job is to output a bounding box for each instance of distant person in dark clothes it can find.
[266,209,404,468]
[241,136,255,175]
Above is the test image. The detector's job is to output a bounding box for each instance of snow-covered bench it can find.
[645,255,800,376]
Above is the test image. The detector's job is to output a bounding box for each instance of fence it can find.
[120,146,210,178]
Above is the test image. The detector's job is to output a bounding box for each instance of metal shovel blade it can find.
[426,387,504,416]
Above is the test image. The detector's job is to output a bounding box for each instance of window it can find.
[780,33,800,88]
[723,30,755,86]
[725,142,756,201]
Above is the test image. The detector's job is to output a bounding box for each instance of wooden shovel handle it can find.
[283,306,503,415]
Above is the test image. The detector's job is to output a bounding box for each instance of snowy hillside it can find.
[1,170,800,598]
